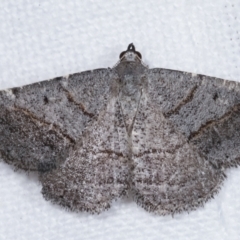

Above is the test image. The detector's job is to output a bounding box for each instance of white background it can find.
[0,1,240,239]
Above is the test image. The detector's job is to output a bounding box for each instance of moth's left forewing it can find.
[148,68,240,169]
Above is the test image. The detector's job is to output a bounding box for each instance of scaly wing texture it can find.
[0,69,112,172]
[131,90,225,215]
[148,69,240,169]
[40,95,130,213]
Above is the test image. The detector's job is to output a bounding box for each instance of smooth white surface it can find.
[0,1,240,240]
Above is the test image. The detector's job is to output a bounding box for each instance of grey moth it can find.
[0,44,239,215]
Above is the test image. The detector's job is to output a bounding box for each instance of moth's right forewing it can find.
[0,69,112,172]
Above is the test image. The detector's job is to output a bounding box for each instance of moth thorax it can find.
[121,75,142,96]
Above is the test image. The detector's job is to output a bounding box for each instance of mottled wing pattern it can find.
[2,43,240,215]
[0,69,112,171]
[40,95,130,213]
[148,69,240,169]
[131,90,224,214]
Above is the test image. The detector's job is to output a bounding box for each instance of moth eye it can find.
[136,52,142,59]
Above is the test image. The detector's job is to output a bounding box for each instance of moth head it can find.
[119,43,142,62]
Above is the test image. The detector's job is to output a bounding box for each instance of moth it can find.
[0,44,240,215]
